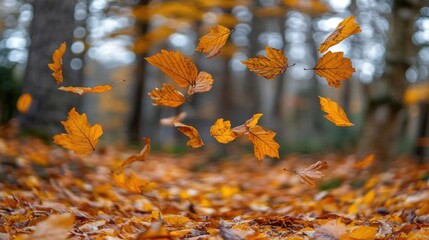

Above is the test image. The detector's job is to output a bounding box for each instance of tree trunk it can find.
[21,0,77,137]
[358,1,421,163]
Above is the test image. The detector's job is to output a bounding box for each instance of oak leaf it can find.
[122,137,151,167]
[174,122,204,148]
[48,42,66,84]
[294,161,329,187]
[58,85,113,95]
[232,113,263,137]
[195,25,232,58]
[241,46,291,79]
[210,118,237,144]
[148,83,186,107]
[319,96,354,127]
[308,51,355,88]
[112,172,148,194]
[53,108,103,155]
[188,71,214,95]
[160,112,187,126]
[145,50,198,88]
[248,125,280,160]
[22,213,74,240]
[16,93,32,113]
[319,16,362,53]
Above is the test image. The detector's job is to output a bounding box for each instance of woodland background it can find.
[0,0,429,161]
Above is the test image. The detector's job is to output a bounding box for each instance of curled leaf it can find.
[174,122,204,148]
[232,113,264,137]
[294,161,329,187]
[160,112,187,126]
[188,71,214,95]
[58,85,113,95]
[241,46,291,79]
[196,25,232,58]
[148,84,186,107]
[319,96,354,127]
[122,137,151,167]
[48,42,66,84]
[210,118,237,144]
[319,16,362,53]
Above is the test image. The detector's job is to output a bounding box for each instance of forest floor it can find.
[1,134,429,239]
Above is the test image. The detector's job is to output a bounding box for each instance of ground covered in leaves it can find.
[1,135,429,239]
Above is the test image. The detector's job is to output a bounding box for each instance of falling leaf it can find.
[307,51,355,88]
[248,125,280,160]
[319,16,362,53]
[58,85,113,95]
[232,113,263,137]
[24,213,74,240]
[188,71,214,95]
[48,42,66,84]
[174,122,204,148]
[241,46,291,79]
[112,172,148,194]
[294,161,329,187]
[122,137,151,167]
[195,25,232,58]
[319,96,354,127]
[349,226,378,240]
[53,108,103,155]
[354,154,375,169]
[16,93,32,113]
[148,83,186,107]
[145,50,198,88]
[210,118,237,144]
[160,112,187,126]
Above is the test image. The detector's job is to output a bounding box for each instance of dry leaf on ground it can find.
[48,42,66,84]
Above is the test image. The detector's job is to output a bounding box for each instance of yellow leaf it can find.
[145,50,198,88]
[349,226,378,240]
[195,25,232,58]
[24,213,74,240]
[354,154,375,169]
[16,93,32,113]
[174,122,204,148]
[210,118,237,144]
[319,96,354,127]
[53,108,102,155]
[232,113,264,137]
[248,125,279,160]
[319,16,361,53]
[309,51,355,88]
[112,172,148,194]
[163,215,191,227]
[148,83,186,107]
[294,161,329,187]
[188,71,214,95]
[58,85,113,95]
[48,42,66,84]
[241,46,291,79]
[121,137,151,167]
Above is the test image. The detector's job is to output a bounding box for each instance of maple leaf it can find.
[58,85,113,95]
[241,46,292,79]
[232,113,263,137]
[112,172,148,194]
[148,83,186,107]
[174,122,204,148]
[210,118,237,144]
[16,93,32,113]
[121,137,151,167]
[22,213,74,240]
[53,108,103,155]
[293,161,329,187]
[48,42,66,84]
[319,16,362,53]
[307,51,355,88]
[160,112,187,126]
[145,50,198,88]
[319,96,354,127]
[188,71,214,95]
[248,125,280,160]
[195,25,232,58]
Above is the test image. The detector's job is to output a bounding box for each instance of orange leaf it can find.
[136,222,172,239]
[160,112,187,126]
[16,93,32,113]
[248,125,280,160]
[122,137,151,167]
[188,71,214,95]
[23,213,74,240]
[58,85,113,95]
[294,161,329,187]
[354,154,376,169]
[319,16,361,53]
[210,118,237,144]
[195,25,232,58]
[148,83,186,107]
[174,122,204,148]
[112,172,148,194]
[309,51,355,88]
[145,50,198,88]
[241,46,291,79]
[53,108,103,155]
[348,226,378,240]
[232,113,264,137]
[319,96,354,127]
[48,42,66,84]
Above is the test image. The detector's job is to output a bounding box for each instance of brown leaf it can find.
[174,122,204,148]
[188,71,214,95]
[232,113,263,137]
[248,125,280,160]
[241,46,291,79]
[314,220,347,240]
[58,85,113,95]
[294,161,329,187]
[319,96,354,127]
[121,137,151,167]
[148,83,186,107]
[25,213,74,240]
[48,42,66,84]
[196,25,232,58]
[319,16,362,53]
